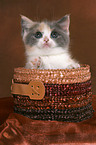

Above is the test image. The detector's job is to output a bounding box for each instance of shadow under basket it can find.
[11,64,94,122]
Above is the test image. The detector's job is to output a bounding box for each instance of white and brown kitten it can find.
[21,15,80,69]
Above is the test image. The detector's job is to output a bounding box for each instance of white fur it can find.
[25,47,80,69]
[41,54,79,69]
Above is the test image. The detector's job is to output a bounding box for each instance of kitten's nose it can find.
[44,37,49,43]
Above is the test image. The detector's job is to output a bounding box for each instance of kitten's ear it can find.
[57,15,70,34]
[20,15,35,36]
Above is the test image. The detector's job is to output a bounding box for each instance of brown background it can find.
[0,0,96,98]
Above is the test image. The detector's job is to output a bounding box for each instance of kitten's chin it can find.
[42,43,51,48]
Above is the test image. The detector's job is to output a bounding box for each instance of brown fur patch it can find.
[38,22,51,32]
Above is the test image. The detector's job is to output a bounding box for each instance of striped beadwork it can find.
[12,64,94,122]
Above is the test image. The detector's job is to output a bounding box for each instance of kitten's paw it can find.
[25,62,36,69]
[67,63,80,69]
[25,57,42,69]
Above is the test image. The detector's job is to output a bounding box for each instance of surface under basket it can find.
[11,64,94,122]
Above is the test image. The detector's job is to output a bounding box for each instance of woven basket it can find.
[11,64,94,122]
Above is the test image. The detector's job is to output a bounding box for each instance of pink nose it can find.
[44,37,49,43]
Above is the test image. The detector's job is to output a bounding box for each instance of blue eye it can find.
[35,31,42,38]
[51,31,59,38]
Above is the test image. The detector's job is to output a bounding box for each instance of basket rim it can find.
[14,64,90,73]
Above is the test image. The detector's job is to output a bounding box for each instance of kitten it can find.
[21,15,80,69]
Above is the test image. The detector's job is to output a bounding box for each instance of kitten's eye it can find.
[51,31,59,38]
[35,31,42,38]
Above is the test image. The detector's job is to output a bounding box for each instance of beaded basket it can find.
[11,64,94,122]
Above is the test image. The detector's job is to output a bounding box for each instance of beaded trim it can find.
[14,103,94,122]
[13,80,92,109]
[13,64,91,84]
[44,80,91,96]
[14,64,90,73]
[12,64,94,122]
[13,91,92,109]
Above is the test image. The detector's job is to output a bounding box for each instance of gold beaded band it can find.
[13,64,91,84]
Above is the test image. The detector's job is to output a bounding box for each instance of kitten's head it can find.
[21,15,70,56]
